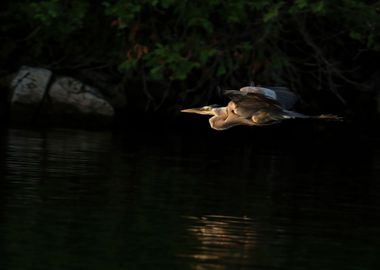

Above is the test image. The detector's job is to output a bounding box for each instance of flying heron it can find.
[181,86,342,130]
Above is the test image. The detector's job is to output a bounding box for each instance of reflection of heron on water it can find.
[181,86,342,130]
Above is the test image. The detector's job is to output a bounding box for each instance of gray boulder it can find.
[8,66,115,127]
[47,77,114,123]
[10,66,52,121]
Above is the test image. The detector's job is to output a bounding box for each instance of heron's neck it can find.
[212,107,227,116]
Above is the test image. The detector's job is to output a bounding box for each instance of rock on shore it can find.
[8,66,114,127]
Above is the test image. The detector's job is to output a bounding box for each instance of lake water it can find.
[1,127,379,270]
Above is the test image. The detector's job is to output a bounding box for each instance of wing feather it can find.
[224,90,283,118]
[239,86,298,109]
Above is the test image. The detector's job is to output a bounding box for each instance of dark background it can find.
[0,1,379,130]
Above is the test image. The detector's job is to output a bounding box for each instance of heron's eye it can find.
[203,106,211,110]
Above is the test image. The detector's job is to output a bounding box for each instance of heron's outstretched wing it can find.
[239,86,298,109]
[224,90,283,118]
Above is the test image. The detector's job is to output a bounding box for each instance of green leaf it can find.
[350,31,363,41]
[295,0,308,9]
[161,0,175,9]
[149,66,164,80]
[263,2,284,23]
[216,62,226,76]
[199,49,218,65]
[118,59,138,72]
[312,1,325,13]
[188,18,214,33]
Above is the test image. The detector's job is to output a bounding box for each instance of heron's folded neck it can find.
[213,107,227,116]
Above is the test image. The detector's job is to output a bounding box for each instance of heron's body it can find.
[181,86,341,130]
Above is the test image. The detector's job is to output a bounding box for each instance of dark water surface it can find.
[1,127,379,270]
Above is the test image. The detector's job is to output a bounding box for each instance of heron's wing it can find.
[261,86,290,92]
[224,90,281,107]
[264,86,298,109]
[239,86,298,109]
[224,90,283,118]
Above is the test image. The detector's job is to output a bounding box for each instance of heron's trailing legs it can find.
[283,110,343,121]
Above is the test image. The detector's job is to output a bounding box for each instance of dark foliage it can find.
[1,0,379,119]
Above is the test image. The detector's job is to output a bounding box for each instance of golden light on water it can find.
[180,215,256,269]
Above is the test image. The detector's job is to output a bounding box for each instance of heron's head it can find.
[181,104,220,115]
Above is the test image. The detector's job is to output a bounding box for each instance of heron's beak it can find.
[181,107,215,115]
[181,108,203,114]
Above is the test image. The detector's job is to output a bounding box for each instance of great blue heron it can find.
[181,86,342,130]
